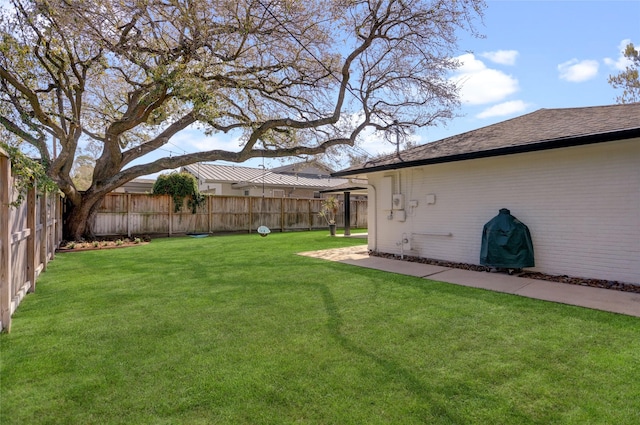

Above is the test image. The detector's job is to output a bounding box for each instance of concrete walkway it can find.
[298,245,640,318]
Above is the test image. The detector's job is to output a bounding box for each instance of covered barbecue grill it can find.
[480,208,534,270]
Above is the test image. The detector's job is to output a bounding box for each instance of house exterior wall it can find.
[113,179,156,193]
[200,181,319,198]
[198,182,242,195]
[367,138,640,284]
[251,187,318,198]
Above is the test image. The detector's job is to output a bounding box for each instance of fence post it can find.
[39,192,47,271]
[54,194,60,247]
[127,193,131,238]
[48,192,56,262]
[26,185,36,293]
[208,196,212,234]
[168,195,173,237]
[0,148,12,332]
[280,197,284,233]
[249,197,253,233]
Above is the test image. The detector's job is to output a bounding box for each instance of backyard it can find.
[1,231,639,424]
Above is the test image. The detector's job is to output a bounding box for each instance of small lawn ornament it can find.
[319,196,339,236]
[257,156,270,237]
[257,225,271,237]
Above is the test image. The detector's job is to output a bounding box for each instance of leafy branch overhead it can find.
[0,0,486,239]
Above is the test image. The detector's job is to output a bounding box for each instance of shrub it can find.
[318,196,339,225]
[152,172,204,213]
[1,141,58,207]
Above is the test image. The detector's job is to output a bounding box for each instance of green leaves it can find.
[1,141,57,206]
[319,195,339,225]
[152,171,204,213]
[608,43,640,104]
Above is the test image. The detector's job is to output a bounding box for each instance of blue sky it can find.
[156,0,639,172]
[2,0,638,173]
[420,0,640,143]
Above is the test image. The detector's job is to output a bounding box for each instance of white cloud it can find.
[480,50,519,66]
[476,100,530,119]
[557,59,599,82]
[604,39,635,71]
[451,53,519,105]
[353,124,395,157]
[170,126,243,153]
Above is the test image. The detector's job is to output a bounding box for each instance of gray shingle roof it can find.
[334,103,640,177]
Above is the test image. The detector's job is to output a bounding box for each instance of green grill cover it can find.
[480,208,534,269]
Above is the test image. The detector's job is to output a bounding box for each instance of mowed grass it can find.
[1,231,639,424]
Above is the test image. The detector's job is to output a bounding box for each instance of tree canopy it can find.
[608,42,640,104]
[0,0,485,239]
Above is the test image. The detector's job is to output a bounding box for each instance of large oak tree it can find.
[1,0,485,239]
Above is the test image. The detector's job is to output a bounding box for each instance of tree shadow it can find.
[315,282,462,423]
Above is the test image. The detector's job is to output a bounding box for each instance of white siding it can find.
[368,138,640,284]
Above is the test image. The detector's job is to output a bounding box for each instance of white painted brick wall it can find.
[368,138,640,284]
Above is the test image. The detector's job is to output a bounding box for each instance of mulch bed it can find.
[57,237,150,253]
[369,251,640,294]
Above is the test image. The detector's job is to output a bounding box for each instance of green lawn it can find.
[1,231,639,424]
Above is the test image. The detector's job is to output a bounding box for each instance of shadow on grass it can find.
[315,282,462,423]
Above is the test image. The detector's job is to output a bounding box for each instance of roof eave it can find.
[332,128,640,177]
[319,186,368,194]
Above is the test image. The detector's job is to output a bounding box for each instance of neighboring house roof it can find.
[334,103,640,177]
[119,178,156,193]
[232,171,345,189]
[270,161,335,177]
[182,163,348,190]
[183,164,266,183]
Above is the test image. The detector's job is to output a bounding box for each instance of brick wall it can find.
[368,138,640,284]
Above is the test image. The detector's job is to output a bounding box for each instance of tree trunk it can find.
[63,193,104,241]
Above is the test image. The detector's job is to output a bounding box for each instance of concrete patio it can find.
[298,245,640,318]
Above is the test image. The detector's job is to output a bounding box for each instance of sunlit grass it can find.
[1,231,639,424]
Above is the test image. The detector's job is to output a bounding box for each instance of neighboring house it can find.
[181,162,350,198]
[270,161,335,178]
[333,103,640,284]
[112,178,156,193]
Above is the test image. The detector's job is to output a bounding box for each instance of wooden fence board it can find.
[93,193,367,236]
[1,147,62,332]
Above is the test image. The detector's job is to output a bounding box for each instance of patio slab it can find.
[298,245,640,317]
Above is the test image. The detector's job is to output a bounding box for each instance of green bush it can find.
[152,172,204,213]
[1,142,57,206]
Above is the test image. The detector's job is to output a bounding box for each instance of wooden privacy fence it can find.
[93,193,367,237]
[1,147,63,333]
